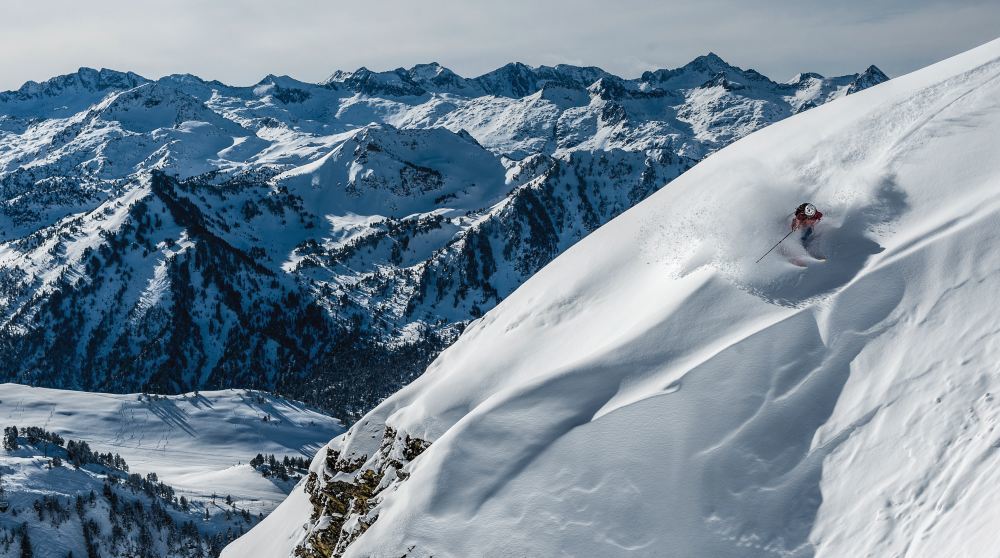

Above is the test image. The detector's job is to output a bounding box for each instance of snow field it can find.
[0,384,342,513]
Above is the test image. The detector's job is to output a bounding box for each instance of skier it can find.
[755,202,826,264]
[791,202,822,247]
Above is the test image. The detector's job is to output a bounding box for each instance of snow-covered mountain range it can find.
[0,55,887,417]
[0,383,341,557]
[227,38,1000,557]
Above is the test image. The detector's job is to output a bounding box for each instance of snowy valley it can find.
[0,384,341,557]
[0,55,887,418]
[226,38,1000,558]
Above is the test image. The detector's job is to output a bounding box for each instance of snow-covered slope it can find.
[232,38,1000,557]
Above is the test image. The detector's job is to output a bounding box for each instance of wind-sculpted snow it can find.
[230,39,1000,557]
[0,55,886,416]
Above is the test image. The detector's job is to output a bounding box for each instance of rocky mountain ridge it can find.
[0,55,888,417]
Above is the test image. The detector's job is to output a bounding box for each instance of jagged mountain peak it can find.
[848,64,890,93]
[252,73,319,92]
[323,66,377,86]
[15,66,147,93]
[787,71,826,84]
[325,66,427,97]
[256,73,286,84]
[469,61,614,98]
[406,62,478,94]
[472,62,538,96]
[324,68,353,82]
[862,64,888,77]
[686,51,730,69]
[640,52,776,90]
[490,61,533,73]
[1,66,149,105]
[160,72,209,86]
[408,61,453,75]
[539,63,614,85]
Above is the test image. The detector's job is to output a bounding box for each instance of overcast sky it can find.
[1,0,998,90]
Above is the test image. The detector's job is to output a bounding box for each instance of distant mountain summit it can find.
[320,55,886,106]
[848,65,891,93]
[0,54,888,417]
[3,67,148,99]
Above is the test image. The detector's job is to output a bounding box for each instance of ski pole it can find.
[755,230,794,263]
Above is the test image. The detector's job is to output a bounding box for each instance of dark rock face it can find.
[296,427,431,558]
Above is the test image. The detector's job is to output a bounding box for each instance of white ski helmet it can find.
[803,203,817,217]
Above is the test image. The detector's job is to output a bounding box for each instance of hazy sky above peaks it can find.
[0,0,998,89]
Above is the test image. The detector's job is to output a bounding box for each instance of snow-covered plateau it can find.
[0,383,341,557]
[227,38,1000,557]
[0,55,886,418]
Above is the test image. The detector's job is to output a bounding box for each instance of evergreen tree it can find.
[250,453,265,468]
[18,523,31,558]
[3,427,18,451]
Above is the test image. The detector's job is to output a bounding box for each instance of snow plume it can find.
[645,138,908,306]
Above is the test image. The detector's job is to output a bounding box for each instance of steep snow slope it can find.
[230,38,1000,557]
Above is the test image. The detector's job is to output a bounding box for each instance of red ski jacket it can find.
[791,204,823,230]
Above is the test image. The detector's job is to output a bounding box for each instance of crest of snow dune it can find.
[228,38,1000,557]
